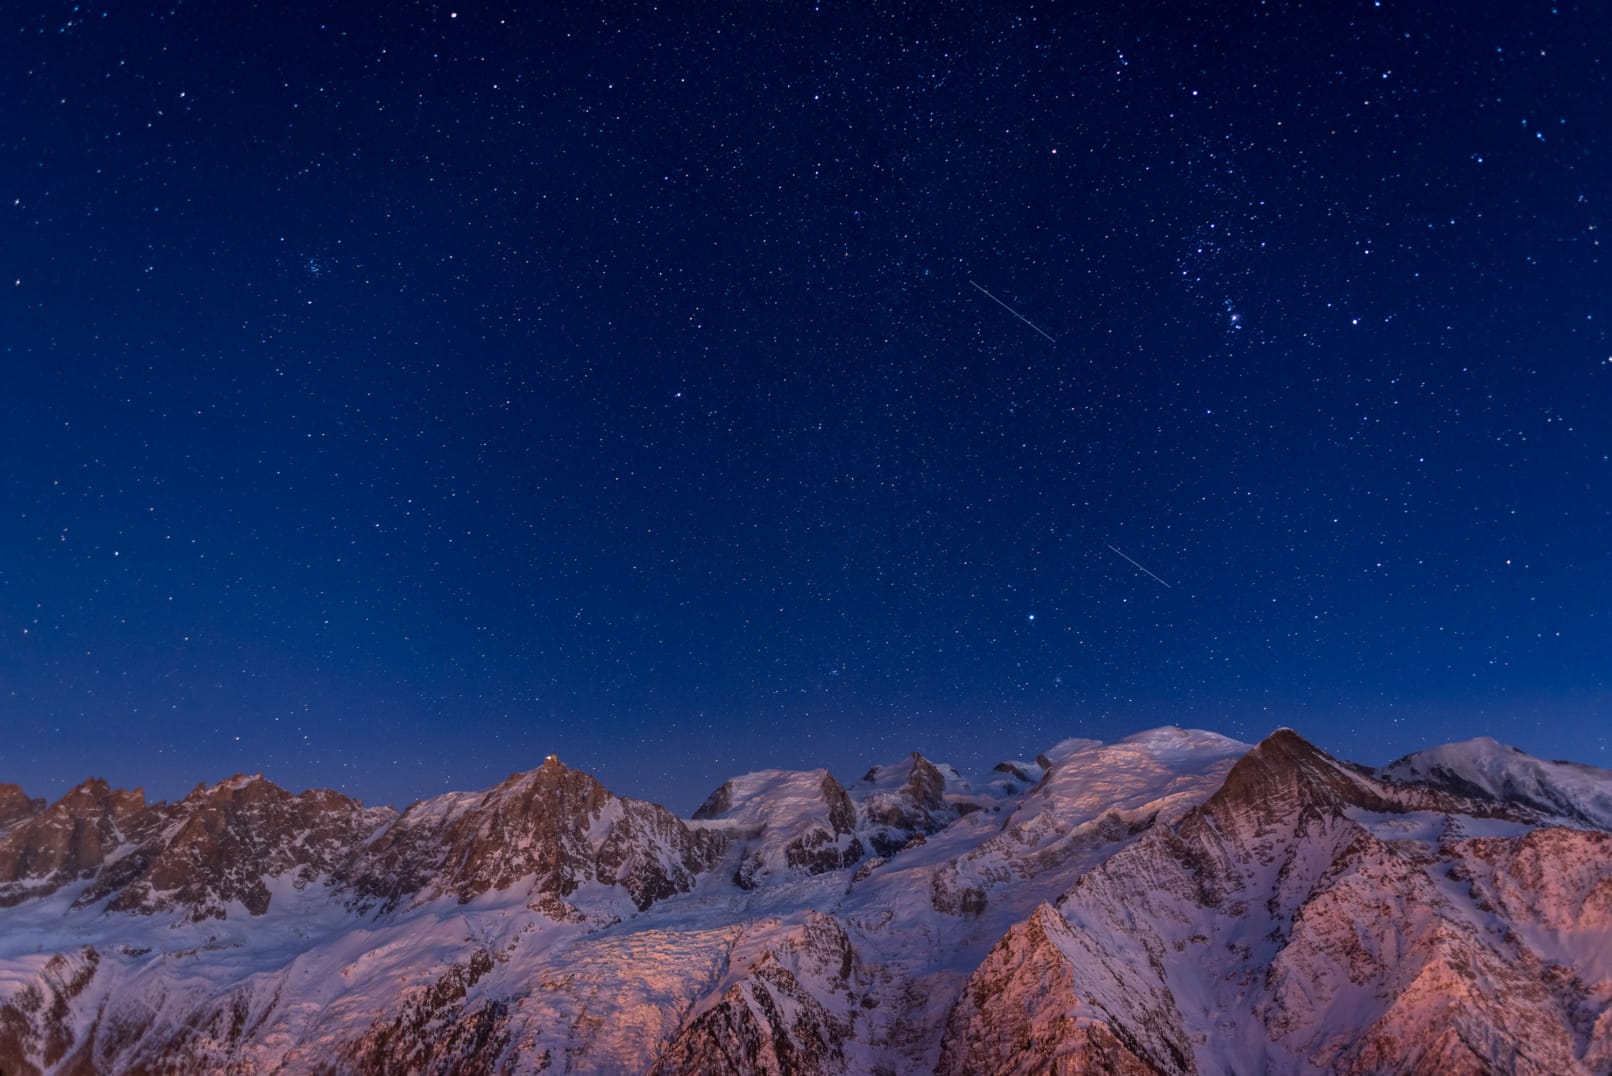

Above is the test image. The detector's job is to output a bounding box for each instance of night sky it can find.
[4,1,1609,814]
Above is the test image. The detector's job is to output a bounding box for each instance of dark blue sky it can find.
[4,1,1608,813]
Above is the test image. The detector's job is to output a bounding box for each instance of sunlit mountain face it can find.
[3,727,1611,1074]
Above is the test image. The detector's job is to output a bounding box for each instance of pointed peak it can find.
[491,753,588,793]
[0,784,46,827]
[1197,727,1368,826]
[66,777,114,797]
[486,754,609,813]
[1238,727,1340,770]
[691,778,734,820]
[524,753,592,788]
[56,778,144,811]
[1198,725,1515,832]
[856,751,944,790]
[859,750,934,785]
[1258,726,1310,748]
[182,772,284,803]
[1028,899,1071,932]
[1234,726,1342,772]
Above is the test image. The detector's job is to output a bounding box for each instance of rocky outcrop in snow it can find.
[853,752,963,856]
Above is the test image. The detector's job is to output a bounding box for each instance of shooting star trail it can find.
[969,280,1057,344]
[1106,544,1173,589]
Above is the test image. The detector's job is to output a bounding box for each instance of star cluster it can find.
[2,1,1608,811]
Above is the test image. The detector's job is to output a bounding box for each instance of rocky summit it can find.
[1,726,1609,1074]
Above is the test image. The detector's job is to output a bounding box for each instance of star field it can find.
[3,1,1608,812]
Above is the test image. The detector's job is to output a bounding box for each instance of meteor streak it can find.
[968,280,1057,344]
[1106,544,1172,589]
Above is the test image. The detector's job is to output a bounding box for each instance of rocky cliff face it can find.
[936,903,1165,1076]
[342,755,727,917]
[0,778,157,906]
[1,726,1608,1075]
[0,773,393,921]
[0,783,45,831]
[95,775,393,921]
[650,913,863,1075]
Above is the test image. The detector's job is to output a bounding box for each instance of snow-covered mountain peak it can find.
[1383,736,1612,830]
[854,751,944,794]
[691,768,862,887]
[1036,735,1103,766]
[1114,723,1251,756]
[852,752,968,855]
[1018,728,1612,1075]
[692,767,847,825]
[0,777,159,909]
[1029,726,1252,829]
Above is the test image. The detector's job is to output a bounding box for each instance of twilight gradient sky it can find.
[3,1,1608,813]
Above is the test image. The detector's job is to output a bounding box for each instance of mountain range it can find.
[1,726,1609,1074]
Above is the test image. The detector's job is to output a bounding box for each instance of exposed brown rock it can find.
[652,915,859,1076]
[691,779,734,821]
[92,776,390,920]
[938,905,1178,1076]
[340,948,512,1075]
[0,947,100,1076]
[0,784,45,830]
[0,780,156,905]
[1189,728,1525,844]
[344,754,726,914]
